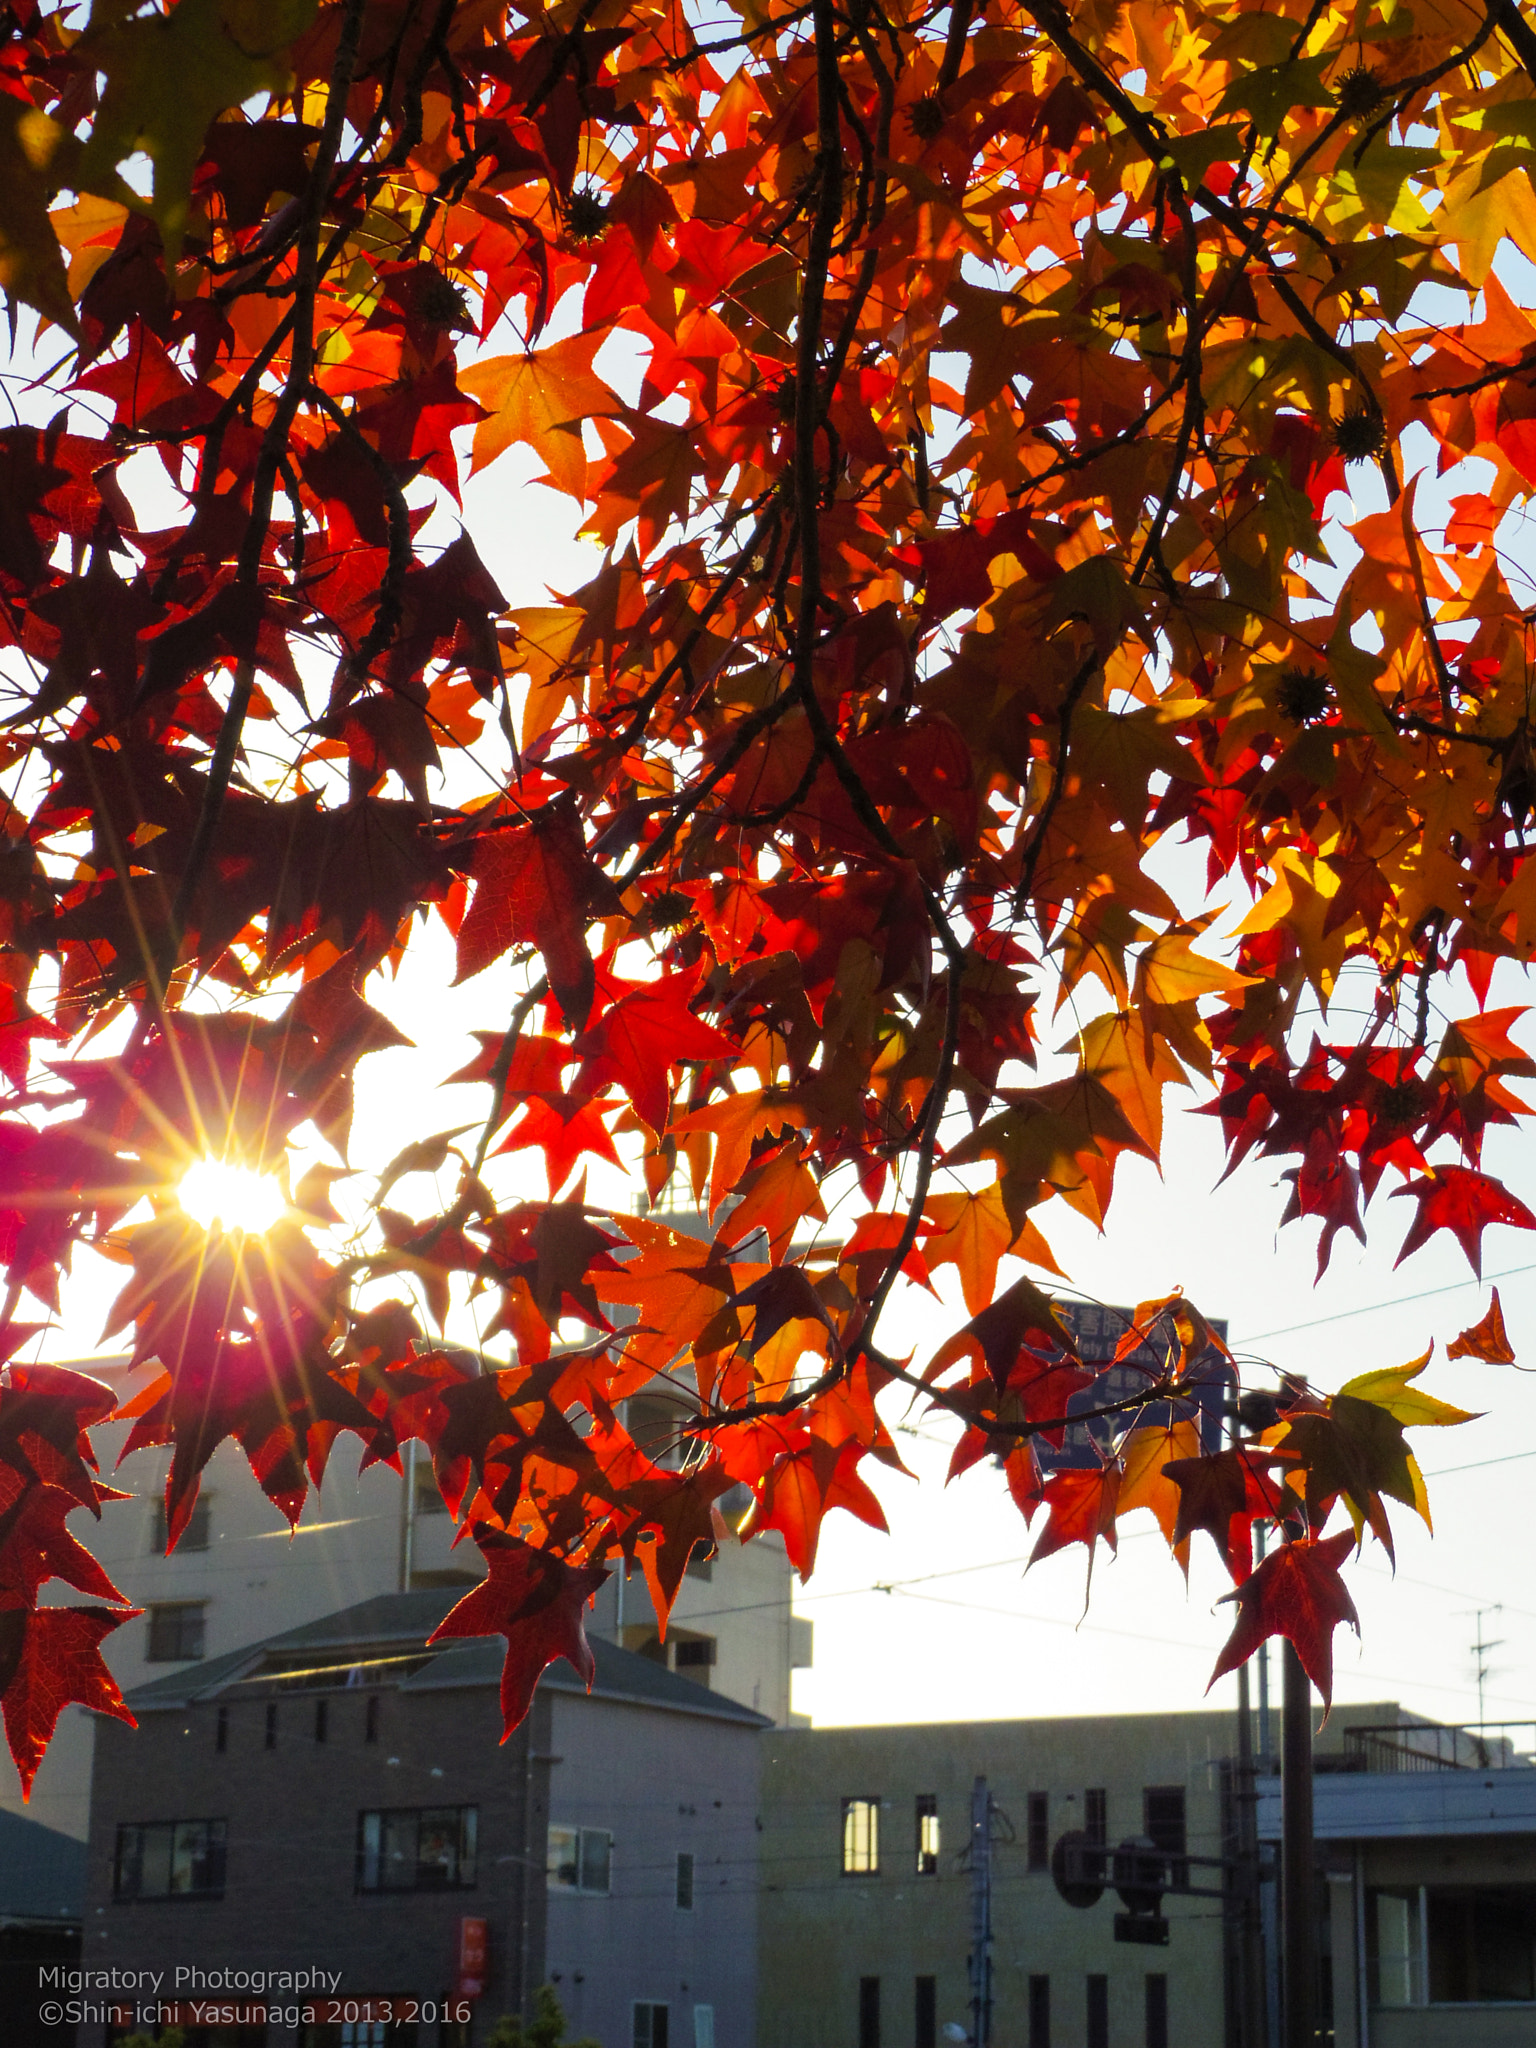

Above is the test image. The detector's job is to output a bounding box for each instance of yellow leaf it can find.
[1335,1347,1480,1428]
[461,336,620,492]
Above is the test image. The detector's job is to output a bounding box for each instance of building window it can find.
[146,1602,206,1662]
[674,1637,716,1675]
[151,1493,211,1553]
[915,1976,936,2048]
[1027,1791,1049,1871]
[356,1807,477,1892]
[315,1699,328,1743]
[1145,1973,1168,2048]
[1028,1976,1050,2048]
[365,1695,380,1744]
[685,1544,714,1581]
[113,1820,226,1902]
[859,1976,880,2048]
[692,2006,714,2048]
[1427,1884,1536,2001]
[1086,1975,1108,2048]
[842,1797,879,1875]
[634,2003,670,2048]
[676,1851,695,1910]
[1084,1788,1107,1846]
[215,1705,227,1754]
[916,1794,940,1875]
[1144,1785,1187,1883]
[548,1824,613,1895]
[265,1701,277,1750]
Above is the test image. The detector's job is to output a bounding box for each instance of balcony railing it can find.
[1341,1722,1536,1773]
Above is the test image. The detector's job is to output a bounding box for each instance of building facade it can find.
[10,1353,809,1843]
[82,1588,765,2048]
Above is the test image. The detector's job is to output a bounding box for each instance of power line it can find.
[1233,1261,1536,1347]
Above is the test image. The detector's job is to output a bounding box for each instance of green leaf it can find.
[1336,1347,1480,1428]
[77,0,317,264]
[0,100,81,337]
[1214,57,1334,135]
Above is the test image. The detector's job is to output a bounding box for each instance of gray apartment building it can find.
[81,1588,766,2048]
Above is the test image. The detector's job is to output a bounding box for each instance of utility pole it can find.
[968,1776,994,2048]
[1281,1644,1314,2048]
[1461,1605,1503,1727]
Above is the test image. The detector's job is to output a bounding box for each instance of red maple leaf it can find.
[574,965,733,1136]
[0,1604,138,1797]
[455,805,610,1028]
[427,1529,609,1738]
[1447,1287,1516,1363]
[1392,1167,1536,1276]
[1209,1529,1360,1708]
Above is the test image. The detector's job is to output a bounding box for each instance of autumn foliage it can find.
[1,0,1535,1790]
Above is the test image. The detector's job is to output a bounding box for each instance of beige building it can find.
[9,1352,809,1840]
[757,1705,1455,2048]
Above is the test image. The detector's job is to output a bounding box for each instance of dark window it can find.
[1027,1791,1049,1871]
[314,1698,328,1743]
[842,1797,879,1875]
[1144,1785,1187,1883]
[1427,1885,1536,2002]
[146,1602,206,1662]
[1086,1975,1108,2048]
[264,1701,277,1750]
[356,1807,478,1892]
[627,1394,685,1470]
[674,1637,716,1670]
[215,1705,227,1754]
[1085,1788,1107,1847]
[676,1851,695,1910]
[151,1493,210,1553]
[634,2005,670,2048]
[365,1695,380,1743]
[414,1459,449,1514]
[1143,1786,1186,1855]
[1028,1976,1050,2048]
[859,1977,881,2048]
[1028,1966,1056,2048]
[685,1543,714,1580]
[916,1794,939,1875]
[915,1977,936,2048]
[113,1820,226,1901]
[1145,1973,1168,2048]
[547,1824,613,1894]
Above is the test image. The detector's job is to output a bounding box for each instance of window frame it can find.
[112,1819,227,1903]
[145,1600,207,1663]
[633,2002,671,2048]
[842,1795,880,1876]
[355,1805,478,1894]
[915,1793,940,1876]
[547,1822,614,1896]
[151,1492,211,1553]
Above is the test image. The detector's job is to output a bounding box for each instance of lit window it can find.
[842,1797,879,1876]
[113,1820,226,1901]
[548,1824,613,1895]
[915,1794,939,1876]
[355,1807,477,1892]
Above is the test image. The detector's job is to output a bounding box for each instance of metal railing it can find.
[1341,1722,1536,1773]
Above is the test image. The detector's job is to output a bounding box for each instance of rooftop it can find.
[124,1586,770,1728]
[0,1807,86,1925]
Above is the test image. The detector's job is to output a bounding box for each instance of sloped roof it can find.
[0,1807,86,1923]
[125,1587,768,1728]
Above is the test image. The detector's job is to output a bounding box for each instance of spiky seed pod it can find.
[1333,406,1388,464]
[640,890,694,934]
[908,94,946,141]
[1335,64,1387,118]
[772,373,798,420]
[414,267,472,332]
[565,190,609,243]
[1376,1078,1424,1128]
[1277,668,1333,725]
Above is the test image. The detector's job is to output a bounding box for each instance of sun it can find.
[178,1158,285,1235]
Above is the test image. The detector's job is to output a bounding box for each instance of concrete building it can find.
[1258,1719,1536,2047]
[83,1587,766,2048]
[756,1704,1426,2048]
[9,1352,810,1842]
